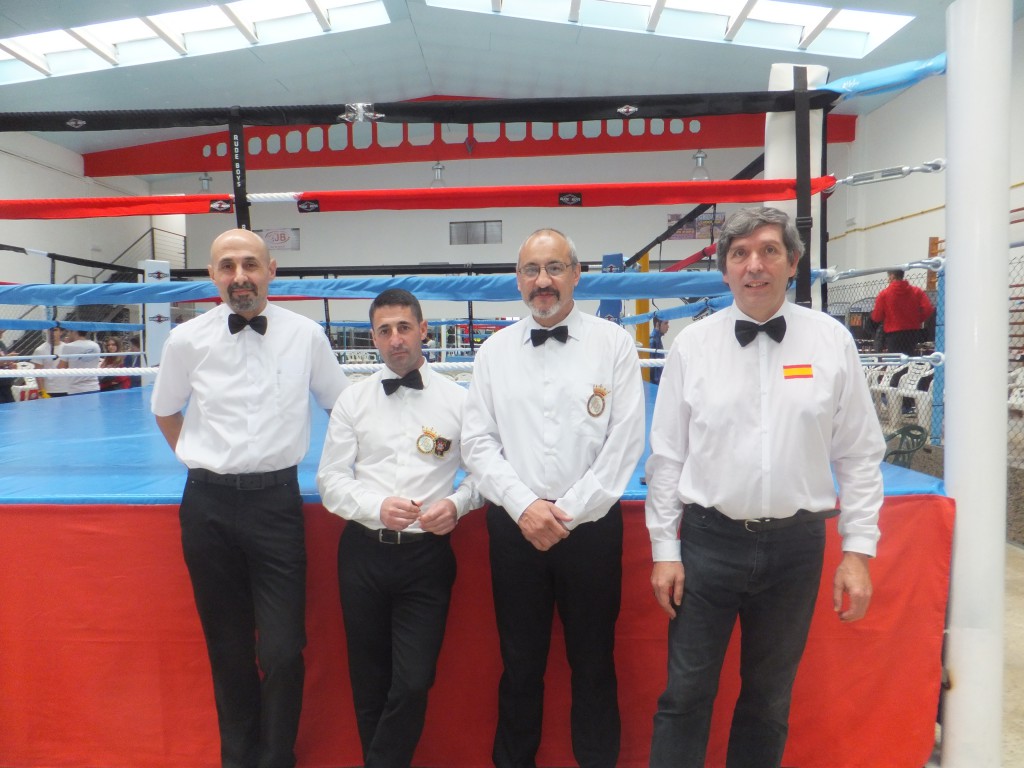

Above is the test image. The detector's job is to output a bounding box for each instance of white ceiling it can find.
[0,0,1019,155]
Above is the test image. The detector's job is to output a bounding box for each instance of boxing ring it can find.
[0,380,951,768]
[0,47,982,765]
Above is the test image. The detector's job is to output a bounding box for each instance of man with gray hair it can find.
[645,207,885,767]
[463,228,644,768]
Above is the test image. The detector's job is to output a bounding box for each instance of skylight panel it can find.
[6,30,84,56]
[0,0,390,87]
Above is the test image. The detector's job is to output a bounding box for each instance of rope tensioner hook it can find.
[828,158,946,192]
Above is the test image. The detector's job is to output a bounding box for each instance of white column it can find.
[139,259,172,382]
[941,0,1011,765]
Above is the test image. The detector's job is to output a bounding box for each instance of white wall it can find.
[0,133,154,286]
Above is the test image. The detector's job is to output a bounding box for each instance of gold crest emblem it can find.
[416,428,438,454]
[587,385,608,417]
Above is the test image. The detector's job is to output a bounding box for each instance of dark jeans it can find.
[649,505,826,768]
[487,503,623,768]
[179,469,306,768]
[338,522,456,768]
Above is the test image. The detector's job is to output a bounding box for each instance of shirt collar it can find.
[521,303,581,345]
[728,301,789,326]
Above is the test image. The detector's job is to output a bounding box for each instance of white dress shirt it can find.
[645,302,885,561]
[60,338,101,394]
[462,304,645,529]
[151,302,348,474]
[33,341,69,395]
[316,363,479,531]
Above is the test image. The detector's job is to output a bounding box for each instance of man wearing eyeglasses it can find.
[463,228,645,768]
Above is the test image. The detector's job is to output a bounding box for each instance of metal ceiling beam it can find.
[0,39,50,76]
[647,0,667,32]
[67,28,119,67]
[724,0,756,41]
[218,4,259,45]
[141,16,187,56]
[305,0,332,33]
[799,8,840,50]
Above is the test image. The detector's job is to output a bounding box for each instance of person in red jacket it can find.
[871,270,935,355]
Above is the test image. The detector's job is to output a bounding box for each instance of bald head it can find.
[207,229,276,318]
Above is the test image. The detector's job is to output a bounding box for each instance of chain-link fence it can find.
[826,269,940,451]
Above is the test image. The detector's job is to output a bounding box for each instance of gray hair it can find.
[715,207,804,273]
[519,228,579,266]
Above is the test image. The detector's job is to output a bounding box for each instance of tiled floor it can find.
[1003,544,1024,764]
[927,544,1023,766]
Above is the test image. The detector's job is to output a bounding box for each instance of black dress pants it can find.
[338,522,456,768]
[179,470,306,768]
[487,502,623,768]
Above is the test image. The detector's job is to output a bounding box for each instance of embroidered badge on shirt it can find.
[417,428,453,458]
[783,364,813,380]
[416,428,438,454]
[587,385,608,417]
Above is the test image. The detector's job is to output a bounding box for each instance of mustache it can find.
[228,281,257,294]
[529,288,559,300]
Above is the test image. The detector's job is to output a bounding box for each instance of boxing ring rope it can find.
[0,177,837,220]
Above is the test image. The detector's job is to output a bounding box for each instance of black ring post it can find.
[229,108,251,230]
[793,67,813,308]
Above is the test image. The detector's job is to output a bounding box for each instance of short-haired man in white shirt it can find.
[317,288,479,768]
[33,326,70,397]
[57,328,101,394]
[645,207,885,767]
[151,228,348,768]
[462,228,645,768]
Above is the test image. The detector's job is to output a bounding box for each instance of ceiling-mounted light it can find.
[430,161,446,189]
[691,149,710,181]
[199,172,212,192]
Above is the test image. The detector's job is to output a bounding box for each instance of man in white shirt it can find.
[58,328,101,394]
[151,229,347,768]
[645,207,886,768]
[32,326,70,397]
[462,228,645,768]
[317,288,479,768]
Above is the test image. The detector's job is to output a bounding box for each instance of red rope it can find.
[0,177,835,219]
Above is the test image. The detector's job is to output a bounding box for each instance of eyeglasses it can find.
[517,261,574,278]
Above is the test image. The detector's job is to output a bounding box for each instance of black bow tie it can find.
[228,313,267,336]
[530,325,569,346]
[382,368,424,395]
[734,316,786,347]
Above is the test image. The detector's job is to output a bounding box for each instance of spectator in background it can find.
[33,326,70,398]
[58,329,101,395]
[0,330,14,404]
[650,316,669,385]
[99,337,131,391]
[124,336,143,387]
[870,270,934,356]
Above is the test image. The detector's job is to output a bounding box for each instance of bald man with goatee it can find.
[152,229,348,768]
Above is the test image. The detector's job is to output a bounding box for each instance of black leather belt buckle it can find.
[743,518,773,533]
[378,529,402,544]
[236,473,265,491]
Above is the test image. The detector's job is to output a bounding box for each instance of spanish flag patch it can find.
[783,364,813,379]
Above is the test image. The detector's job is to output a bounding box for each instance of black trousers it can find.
[179,469,306,768]
[338,523,456,768]
[487,503,623,768]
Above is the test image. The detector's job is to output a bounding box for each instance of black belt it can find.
[188,466,297,491]
[686,503,839,533]
[349,520,436,545]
